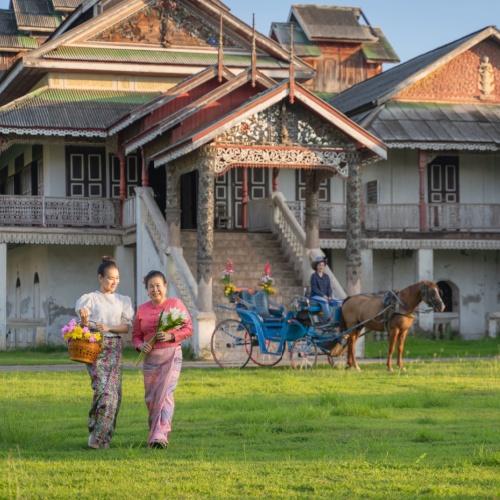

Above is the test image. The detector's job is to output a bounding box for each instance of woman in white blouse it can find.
[75,256,133,449]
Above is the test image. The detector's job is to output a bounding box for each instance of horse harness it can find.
[382,290,416,332]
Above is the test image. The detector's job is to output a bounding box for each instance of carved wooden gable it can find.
[216,101,354,149]
[91,0,245,49]
[396,39,500,103]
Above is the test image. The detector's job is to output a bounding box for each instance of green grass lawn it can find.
[0,337,498,366]
[1,361,499,498]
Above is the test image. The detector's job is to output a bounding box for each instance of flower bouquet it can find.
[221,259,238,299]
[136,307,188,365]
[61,318,102,364]
[259,262,276,295]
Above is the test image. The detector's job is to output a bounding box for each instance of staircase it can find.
[181,231,304,319]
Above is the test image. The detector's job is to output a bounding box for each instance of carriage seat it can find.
[238,290,284,323]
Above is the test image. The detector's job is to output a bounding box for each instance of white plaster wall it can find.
[277,170,295,201]
[460,154,500,203]
[7,246,49,347]
[362,150,420,204]
[43,144,66,196]
[46,245,116,343]
[434,250,499,338]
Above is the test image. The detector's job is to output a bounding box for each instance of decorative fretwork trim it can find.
[0,229,122,246]
[319,238,500,250]
[386,142,499,152]
[211,144,354,177]
[0,127,107,138]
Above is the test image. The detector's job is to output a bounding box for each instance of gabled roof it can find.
[289,4,377,43]
[149,80,387,166]
[110,65,235,135]
[12,0,62,32]
[332,26,500,116]
[123,68,277,154]
[0,87,160,137]
[0,9,38,50]
[362,28,400,63]
[0,0,313,104]
[270,22,321,57]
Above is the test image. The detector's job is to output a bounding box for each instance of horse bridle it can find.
[420,283,443,311]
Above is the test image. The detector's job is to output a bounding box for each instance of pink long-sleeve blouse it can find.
[132,298,193,351]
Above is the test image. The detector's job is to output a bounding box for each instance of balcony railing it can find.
[287,202,500,233]
[0,195,120,228]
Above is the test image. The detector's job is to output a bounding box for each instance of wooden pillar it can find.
[165,166,181,247]
[242,167,249,229]
[418,150,428,232]
[197,152,215,312]
[118,150,126,225]
[272,168,279,192]
[141,148,149,187]
[304,170,320,249]
[346,157,362,296]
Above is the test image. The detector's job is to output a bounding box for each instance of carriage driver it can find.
[310,256,335,323]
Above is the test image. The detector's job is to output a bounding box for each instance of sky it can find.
[0,0,498,63]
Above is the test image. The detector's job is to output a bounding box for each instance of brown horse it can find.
[339,281,445,371]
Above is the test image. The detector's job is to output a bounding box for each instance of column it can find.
[361,248,374,293]
[418,150,428,232]
[165,167,181,247]
[304,170,320,249]
[272,168,279,192]
[197,158,215,313]
[141,148,149,187]
[118,151,126,225]
[346,157,362,296]
[0,243,7,351]
[114,245,135,308]
[242,167,249,229]
[416,248,434,331]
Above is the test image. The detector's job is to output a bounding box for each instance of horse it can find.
[339,280,445,371]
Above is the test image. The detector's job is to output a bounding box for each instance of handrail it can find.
[136,187,198,316]
[272,191,346,299]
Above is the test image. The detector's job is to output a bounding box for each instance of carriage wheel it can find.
[211,319,252,368]
[289,338,318,369]
[249,340,283,367]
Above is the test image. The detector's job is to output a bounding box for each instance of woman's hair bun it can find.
[101,256,117,264]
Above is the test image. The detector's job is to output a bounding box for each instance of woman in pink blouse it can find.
[132,270,192,448]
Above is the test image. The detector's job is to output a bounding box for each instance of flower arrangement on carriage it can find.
[61,318,102,364]
[259,262,276,295]
[136,306,188,364]
[221,259,239,299]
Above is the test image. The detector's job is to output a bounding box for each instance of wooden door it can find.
[428,156,459,203]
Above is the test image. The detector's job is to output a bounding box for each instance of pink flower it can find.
[264,261,271,276]
[88,335,97,343]
[82,327,90,334]
[225,259,234,274]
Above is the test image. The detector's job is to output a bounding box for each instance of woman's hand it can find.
[156,331,175,342]
[141,342,153,354]
[95,323,110,333]
[79,308,89,326]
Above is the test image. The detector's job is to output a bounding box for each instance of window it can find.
[366,180,378,204]
[66,147,106,198]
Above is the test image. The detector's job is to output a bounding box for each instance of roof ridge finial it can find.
[218,11,224,83]
[251,13,257,87]
[289,22,295,104]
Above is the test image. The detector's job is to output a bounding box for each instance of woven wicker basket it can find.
[68,339,101,364]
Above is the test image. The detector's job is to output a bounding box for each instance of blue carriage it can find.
[211,290,347,369]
